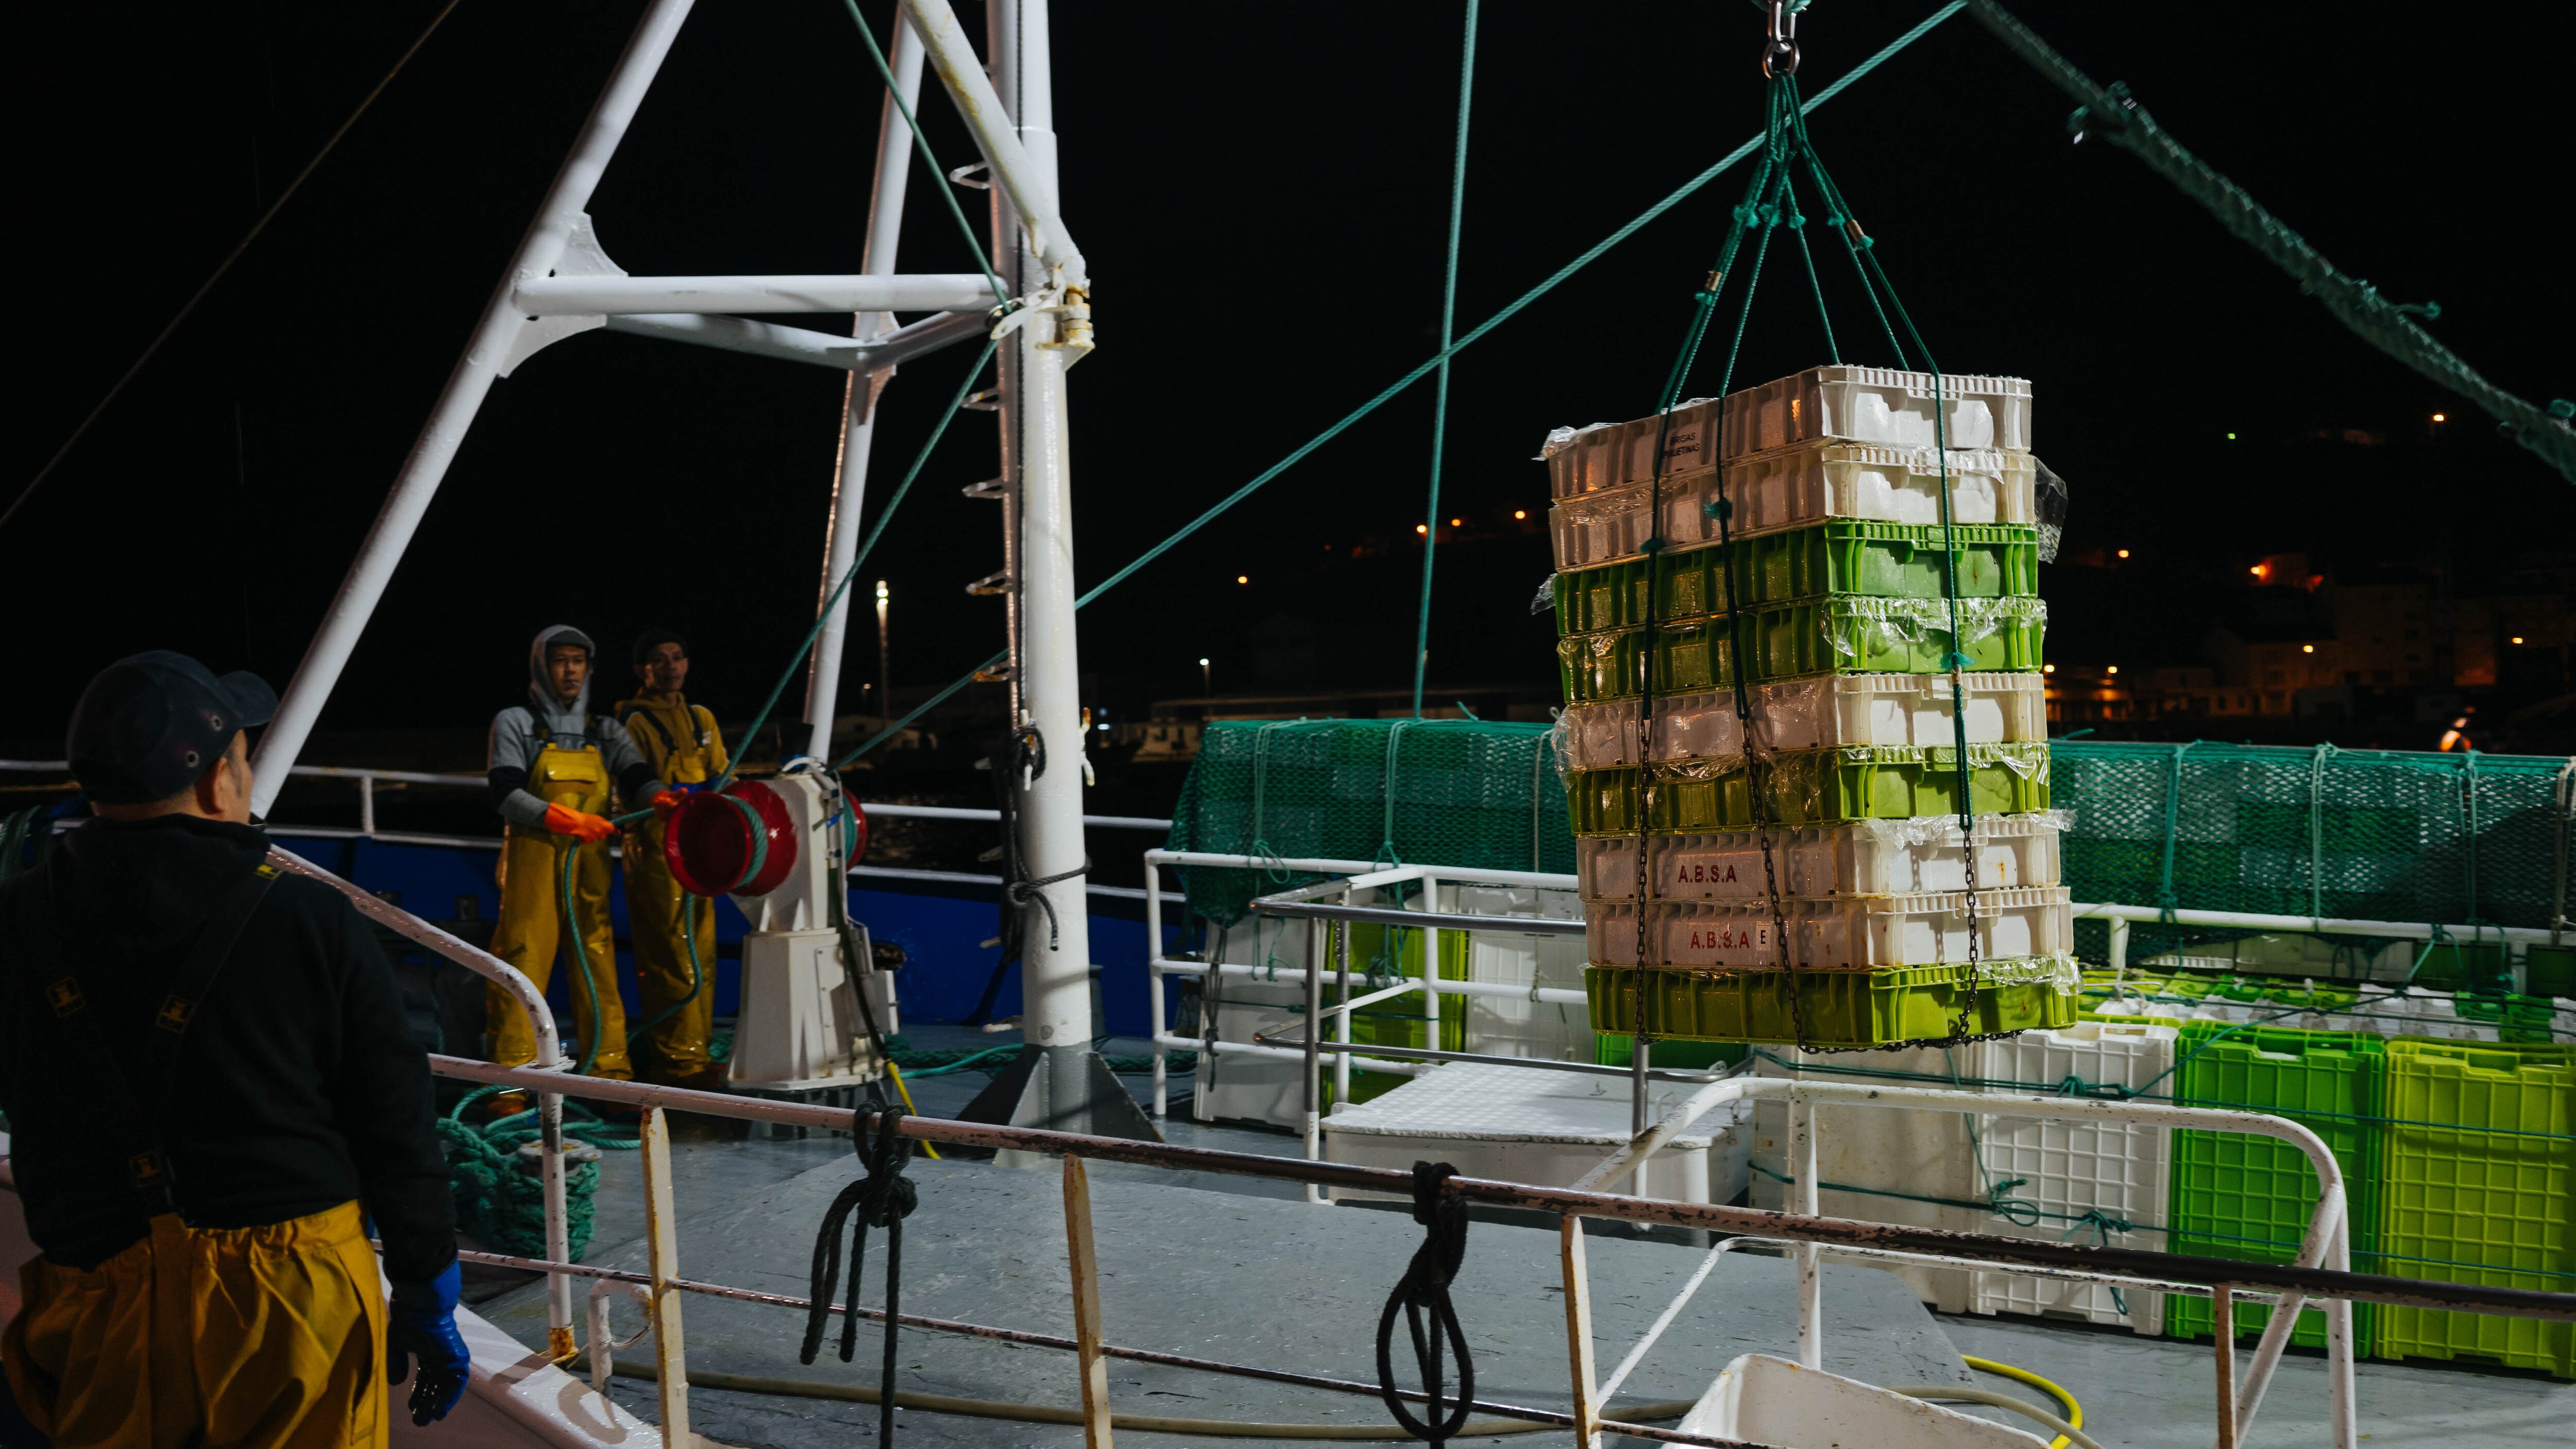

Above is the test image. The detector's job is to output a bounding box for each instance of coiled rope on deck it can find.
[1374,1162,1474,1446]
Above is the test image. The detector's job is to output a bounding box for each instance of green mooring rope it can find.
[1410,0,1479,719]
[436,1085,632,1261]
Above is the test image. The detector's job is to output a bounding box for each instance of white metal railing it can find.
[243,853,2570,1447]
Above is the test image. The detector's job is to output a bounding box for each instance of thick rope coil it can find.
[802,1110,919,1442]
[1374,1162,1474,1445]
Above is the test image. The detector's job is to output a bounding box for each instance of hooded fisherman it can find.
[485,626,672,1086]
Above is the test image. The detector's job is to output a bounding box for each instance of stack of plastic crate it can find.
[1554,365,2078,1050]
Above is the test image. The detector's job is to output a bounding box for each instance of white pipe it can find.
[512,273,993,315]
[898,0,1084,284]
[1791,1095,1822,1369]
[805,11,928,764]
[603,307,979,371]
[1155,957,1589,1007]
[249,0,698,817]
[266,846,579,1341]
[1147,859,1168,1117]
[870,802,1168,829]
[1154,1032,1429,1079]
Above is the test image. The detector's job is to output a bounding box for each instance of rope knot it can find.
[802,1110,919,1391]
[1376,1162,1474,1444]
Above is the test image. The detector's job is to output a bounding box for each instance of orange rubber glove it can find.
[650,790,685,819]
[543,803,616,843]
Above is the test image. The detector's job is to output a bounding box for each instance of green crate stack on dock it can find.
[1550,366,2078,1050]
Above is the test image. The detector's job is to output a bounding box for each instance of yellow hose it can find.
[1963,1354,2085,1449]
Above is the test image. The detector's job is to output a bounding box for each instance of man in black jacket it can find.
[0,652,467,1444]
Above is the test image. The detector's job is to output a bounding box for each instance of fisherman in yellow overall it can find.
[614,628,731,1089]
[484,626,668,1087]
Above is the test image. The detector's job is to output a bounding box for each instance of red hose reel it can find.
[662,779,869,898]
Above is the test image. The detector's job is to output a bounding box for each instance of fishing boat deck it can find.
[467,1025,2573,1448]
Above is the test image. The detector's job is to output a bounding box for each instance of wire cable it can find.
[4,0,463,533]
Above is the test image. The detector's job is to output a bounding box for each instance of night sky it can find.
[11,1,2571,753]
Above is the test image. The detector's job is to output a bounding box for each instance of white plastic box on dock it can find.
[1721,364,2032,458]
[1586,890,2075,970]
[1548,446,2035,569]
[1322,1061,1749,1206]
[1964,1022,2176,1333]
[1677,1355,2049,1448]
[1558,674,2047,769]
[1578,815,2062,902]
[1752,1045,1981,1312]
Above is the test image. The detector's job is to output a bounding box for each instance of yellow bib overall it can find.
[487,734,629,1079]
[616,698,727,1086]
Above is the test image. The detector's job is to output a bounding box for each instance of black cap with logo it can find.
[67,651,279,805]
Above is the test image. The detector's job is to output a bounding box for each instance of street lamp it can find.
[874,580,891,724]
[1198,657,1211,695]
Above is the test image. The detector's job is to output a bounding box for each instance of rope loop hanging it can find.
[1374,1162,1475,1444]
[802,1110,920,1444]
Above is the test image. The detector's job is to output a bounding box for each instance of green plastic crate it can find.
[1737,520,2038,605]
[2374,1041,2574,1377]
[1595,1034,1746,1070]
[1586,957,2079,1049]
[1739,594,2045,678]
[1564,744,2050,837]
[2528,946,2576,1001]
[1550,522,2038,633]
[2166,1027,2384,1355]
[2451,994,2566,1046]
[1555,618,1739,703]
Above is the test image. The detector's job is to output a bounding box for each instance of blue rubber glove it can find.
[388,1260,471,1425]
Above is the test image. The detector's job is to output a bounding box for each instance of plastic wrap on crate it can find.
[1540,398,1720,499]
[1967,1023,2178,1333]
[1578,814,2064,901]
[1559,674,2047,769]
[1585,888,2074,970]
[2372,1040,2575,1377]
[1738,594,2046,678]
[1750,1045,1984,1312]
[1548,447,2036,571]
[1552,522,2038,626]
[1586,955,2080,1049]
[1565,742,2052,837]
[1721,365,2032,458]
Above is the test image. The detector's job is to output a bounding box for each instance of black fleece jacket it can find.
[0,815,456,1283]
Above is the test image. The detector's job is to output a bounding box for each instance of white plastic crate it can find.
[1324,1061,1749,1207]
[1679,1355,2051,1449]
[1558,674,2046,770]
[1966,1023,2176,1333]
[1548,446,2035,569]
[1586,890,2075,970]
[1721,365,2032,458]
[1539,397,1721,499]
[1752,1044,1982,1312]
[1578,816,2062,902]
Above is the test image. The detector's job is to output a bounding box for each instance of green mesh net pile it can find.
[2050,740,2576,967]
[1165,718,1572,924]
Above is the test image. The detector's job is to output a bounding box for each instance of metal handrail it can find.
[422,1054,2571,1320]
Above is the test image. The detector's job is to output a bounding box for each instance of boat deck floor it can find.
[473,1026,2572,1447]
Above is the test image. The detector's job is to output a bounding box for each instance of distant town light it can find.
[2432,413,2447,423]
[2250,564,2268,578]
[2511,636,2526,644]
[1415,524,1429,535]
[2227,432,2238,440]
[1514,509,1528,520]
[1236,575,1249,585]
[2042,664,2056,675]
[2107,665,2119,675]
[2301,644,2315,654]
[1449,518,1463,527]
[2116,549,2130,559]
